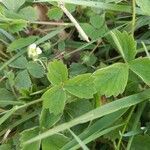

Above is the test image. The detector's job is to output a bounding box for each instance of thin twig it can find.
[131,0,136,36]
[30,21,73,26]
[58,1,90,42]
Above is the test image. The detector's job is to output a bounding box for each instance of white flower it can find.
[28,43,42,60]
[36,47,42,55]
[28,43,36,50]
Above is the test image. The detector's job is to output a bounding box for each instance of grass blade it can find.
[36,0,143,15]
[0,106,18,126]
[23,89,150,145]
[62,108,128,150]
[68,129,89,150]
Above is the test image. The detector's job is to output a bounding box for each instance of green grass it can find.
[0,0,150,149]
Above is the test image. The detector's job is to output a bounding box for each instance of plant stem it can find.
[126,102,146,150]
[116,105,136,150]
[131,0,136,36]
[30,21,73,26]
[0,98,42,116]
[94,93,100,108]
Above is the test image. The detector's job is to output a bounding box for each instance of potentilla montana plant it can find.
[0,0,150,150]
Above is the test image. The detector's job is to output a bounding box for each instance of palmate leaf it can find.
[129,57,150,85]
[93,63,129,97]
[110,30,137,62]
[64,73,96,99]
[42,86,67,115]
[47,60,68,85]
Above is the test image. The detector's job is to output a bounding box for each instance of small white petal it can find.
[36,47,42,54]
[29,43,36,50]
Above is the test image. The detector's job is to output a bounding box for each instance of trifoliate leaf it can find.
[15,70,31,90]
[42,86,67,115]
[47,7,63,20]
[47,60,68,85]
[64,74,96,99]
[129,57,150,85]
[27,62,45,78]
[20,127,40,150]
[93,63,129,97]
[110,30,137,62]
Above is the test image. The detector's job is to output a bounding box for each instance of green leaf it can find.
[81,23,107,40]
[47,60,68,85]
[82,52,97,66]
[93,63,129,96]
[42,86,67,115]
[65,4,76,13]
[1,0,25,12]
[66,99,93,119]
[0,20,27,33]
[15,70,32,90]
[18,6,38,21]
[70,63,87,77]
[23,89,150,144]
[68,129,89,150]
[0,88,15,106]
[62,109,127,150]
[129,57,150,85]
[90,14,105,29]
[47,7,63,20]
[110,30,137,62]
[64,73,96,99]
[27,62,45,78]
[9,56,28,69]
[42,134,69,150]
[136,0,150,16]
[0,88,15,101]
[8,20,27,33]
[20,127,40,150]
[7,36,38,52]
[0,144,11,150]
[131,135,150,150]
[40,108,61,129]
[0,106,17,126]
